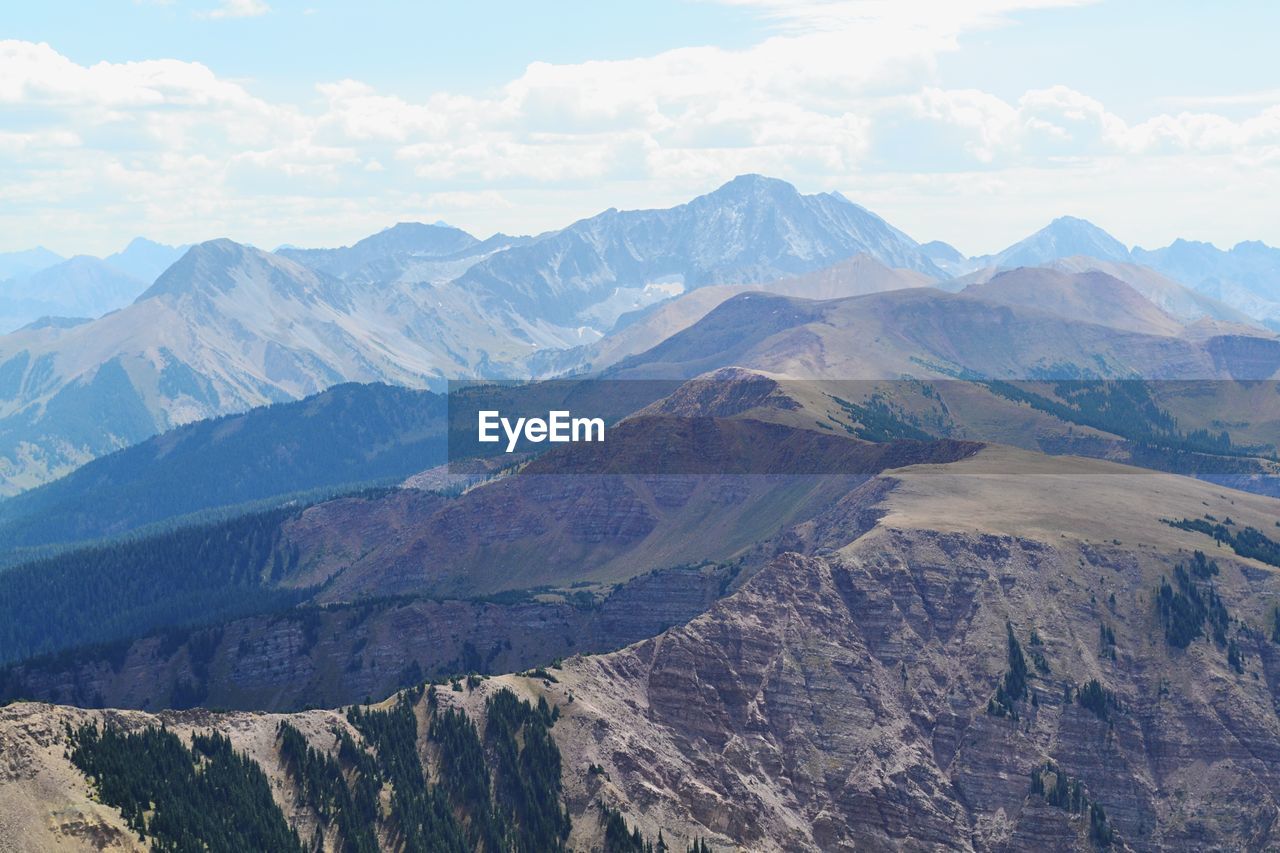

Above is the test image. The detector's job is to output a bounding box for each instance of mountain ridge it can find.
[6,444,1280,849]
[0,177,949,493]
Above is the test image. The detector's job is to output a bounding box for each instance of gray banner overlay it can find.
[446,378,1280,480]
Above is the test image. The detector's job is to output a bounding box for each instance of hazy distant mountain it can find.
[0,382,446,555]
[1133,239,1280,327]
[962,268,1185,336]
[15,316,92,332]
[0,236,584,492]
[104,237,189,284]
[1045,256,1260,328]
[0,247,62,281]
[926,219,1280,329]
[0,256,147,332]
[537,253,934,375]
[978,215,1131,269]
[609,286,1280,382]
[918,239,969,274]
[0,240,183,332]
[278,222,526,285]
[951,256,1258,328]
[1133,239,1280,299]
[969,221,1280,315]
[13,177,1276,496]
[454,174,944,328]
[0,178,956,492]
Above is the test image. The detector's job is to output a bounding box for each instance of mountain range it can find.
[2,179,1280,851]
[0,176,952,493]
[0,246,63,281]
[0,238,187,335]
[949,217,1280,328]
[0,174,1279,501]
[6,392,1280,849]
[448,174,943,328]
[0,382,447,559]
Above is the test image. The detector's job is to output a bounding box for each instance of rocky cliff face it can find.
[0,563,735,713]
[536,450,1280,851]
[550,541,1279,850]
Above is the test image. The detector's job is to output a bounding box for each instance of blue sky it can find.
[3,1,1279,256]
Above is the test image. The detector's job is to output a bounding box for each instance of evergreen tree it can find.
[69,722,302,853]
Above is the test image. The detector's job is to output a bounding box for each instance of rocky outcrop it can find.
[547,525,1280,851]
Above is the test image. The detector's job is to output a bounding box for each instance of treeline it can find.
[829,394,934,443]
[280,686,572,851]
[66,686,575,852]
[348,689,468,850]
[278,723,381,852]
[68,723,302,852]
[1164,517,1280,568]
[986,380,1267,458]
[0,505,304,664]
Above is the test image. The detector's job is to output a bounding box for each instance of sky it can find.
[2,0,1279,257]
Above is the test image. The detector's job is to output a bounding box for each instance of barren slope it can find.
[537,448,1280,850]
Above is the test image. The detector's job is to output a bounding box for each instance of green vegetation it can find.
[598,802,678,853]
[601,803,650,852]
[1156,561,1229,649]
[69,688,570,853]
[1228,639,1245,673]
[484,689,572,851]
[277,722,380,852]
[68,723,302,852]
[333,686,571,852]
[1077,679,1114,721]
[829,394,934,442]
[1164,518,1280,568]
[0,506,306,664]
[430,705,504,849]
[986,380,1267,459]
[347,690,469,851]
[1031,647,1051,674]
[1099,623,1116,661]
[1188,550,1220,578]
[987,623,1031,719]
[1028,761,1114,848]
[0,382,446,555]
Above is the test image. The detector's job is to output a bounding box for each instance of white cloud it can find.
[199,0,270,20]
[1,0,1279,255]
[705,0,1098,35]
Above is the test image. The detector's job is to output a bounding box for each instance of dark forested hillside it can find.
[57,684,569,852]
[68,724,303,853]
[0,505,306,663]
[0,383,446,556]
